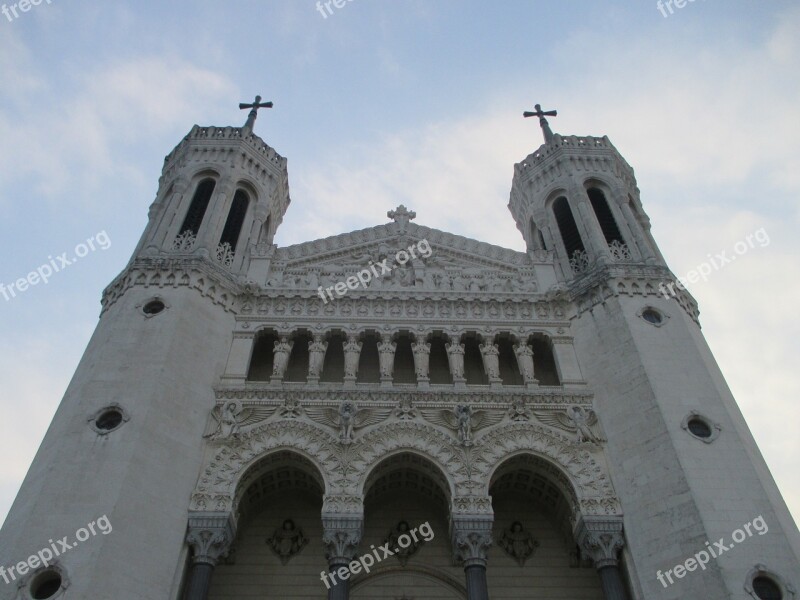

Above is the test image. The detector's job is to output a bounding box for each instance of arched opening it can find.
[284,330,312,382]
[178,178,215,237]
[552,197,586,261]
[247,330,279,381]
[496,334,523,386]
[354,453,462,600]
[462,334,487,385]
[488,454,603,598]
[529,334,561,386]
[219,189,250,252]
[208,451,326,599]
[393,332,417,385]
[320,331,346,383]
[428,333,453,385]
[357,331,381,384]
[587,188,624,246]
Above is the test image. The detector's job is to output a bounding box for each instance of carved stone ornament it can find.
[266,519,308,565]
[322,517,363,565]
[532,406,605,444]
[385,520,425,566]
[498,521,540,566]
[575,517,625,569]
[305,400,392,444]
[186,513,236,566]
[420,404,504,446]
[452,518,493,567]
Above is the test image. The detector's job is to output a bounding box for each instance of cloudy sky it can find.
[0,0,798,529]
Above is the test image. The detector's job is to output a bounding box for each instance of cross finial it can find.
[239,95,273,135]
[387,205,416,227]
[523,103,558,144]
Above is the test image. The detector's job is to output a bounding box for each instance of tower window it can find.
[179,179,216,237]
[753,577,782,600]
[687,418,712,439]
[30,569,63,599]
[588,188,624,245]
[219,190,250,252]
[641,308,663,325]
[552,197,586,260]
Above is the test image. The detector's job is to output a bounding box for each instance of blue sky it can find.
[1,0,799,528]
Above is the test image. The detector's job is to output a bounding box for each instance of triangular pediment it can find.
[267,220,540,294]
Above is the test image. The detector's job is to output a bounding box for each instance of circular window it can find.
[687,417,712,439]
[30,570,62,599]
[95,409,124,431]
[142,300,166,316]
[641,308,663,325]
[753,576,783,600]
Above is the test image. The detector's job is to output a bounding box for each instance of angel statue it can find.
[498,522,539,566]
[305,400,392,444]
[204,401,275,440]
[532,406,605,444]
[420,404,504,446]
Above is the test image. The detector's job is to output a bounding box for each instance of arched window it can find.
[219,190,250,252]
[529,218,547,251]
[588,188,624,245]
[179,179,215,236]
[552,197,586,259]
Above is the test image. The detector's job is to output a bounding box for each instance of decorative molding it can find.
[574,517,625,569]
[186,513,236,566]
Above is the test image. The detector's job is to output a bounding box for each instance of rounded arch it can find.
[363,450,453,511]
[190,420,340,513]
[477,422,621,519]
[233,177,260,201]
[188,167,222,184]
[355,421,464,499]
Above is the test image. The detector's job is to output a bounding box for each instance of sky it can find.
[1,0,798,531]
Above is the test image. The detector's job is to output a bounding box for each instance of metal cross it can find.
[523,104,558,144]
[239,95,273,133]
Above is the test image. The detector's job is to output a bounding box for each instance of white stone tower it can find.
[0,102,797,600]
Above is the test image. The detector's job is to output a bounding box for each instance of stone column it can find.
[322,515,363,600]
[446,341,466,389]
[342,335,362,389]
[479,342,502,388]
[307,335,328,387]
[576,517,630,600]
[183,513,235,600]
[411,340,431,389]
[452,517,493,600]
[513,342,538,389]
[377,335,397,388]
[270,336,293,384]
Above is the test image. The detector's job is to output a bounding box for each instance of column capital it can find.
[451,516,493,567]
[322,515,363,566]
[575,516,626,569]
[186,512,236,566]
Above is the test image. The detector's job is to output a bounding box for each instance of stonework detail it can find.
[498,522,540,566]
[186,514,236,566]
[266,519,308,565]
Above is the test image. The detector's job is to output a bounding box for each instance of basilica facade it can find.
[0,106,797,600]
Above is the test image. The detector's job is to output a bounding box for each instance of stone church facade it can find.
[0,107,798,600]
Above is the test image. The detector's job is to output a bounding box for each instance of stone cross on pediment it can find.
[388,205,416,227]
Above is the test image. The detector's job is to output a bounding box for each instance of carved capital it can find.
[575,517,626,569]
[451,516,493,567]
[322,515,363,566]
[186,512,236,566]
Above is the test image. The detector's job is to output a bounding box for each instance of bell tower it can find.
[133,95,291,280]
[508,106,800,599]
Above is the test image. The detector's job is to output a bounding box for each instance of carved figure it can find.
[305,400,392,443]
[498,522,539,566]
[385,520,424,565]
[343,337,362,378]
[445,342,466,379]
[421,404,504,446]
[479,342,501,379]
[378,336,397,378]
[513,343,537,384]
[411,341,431,379]
[266,519,308,565]
[308,337,328,378]
[533,406,605,444]
[204,401,274,440]
[272,337,294,378]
